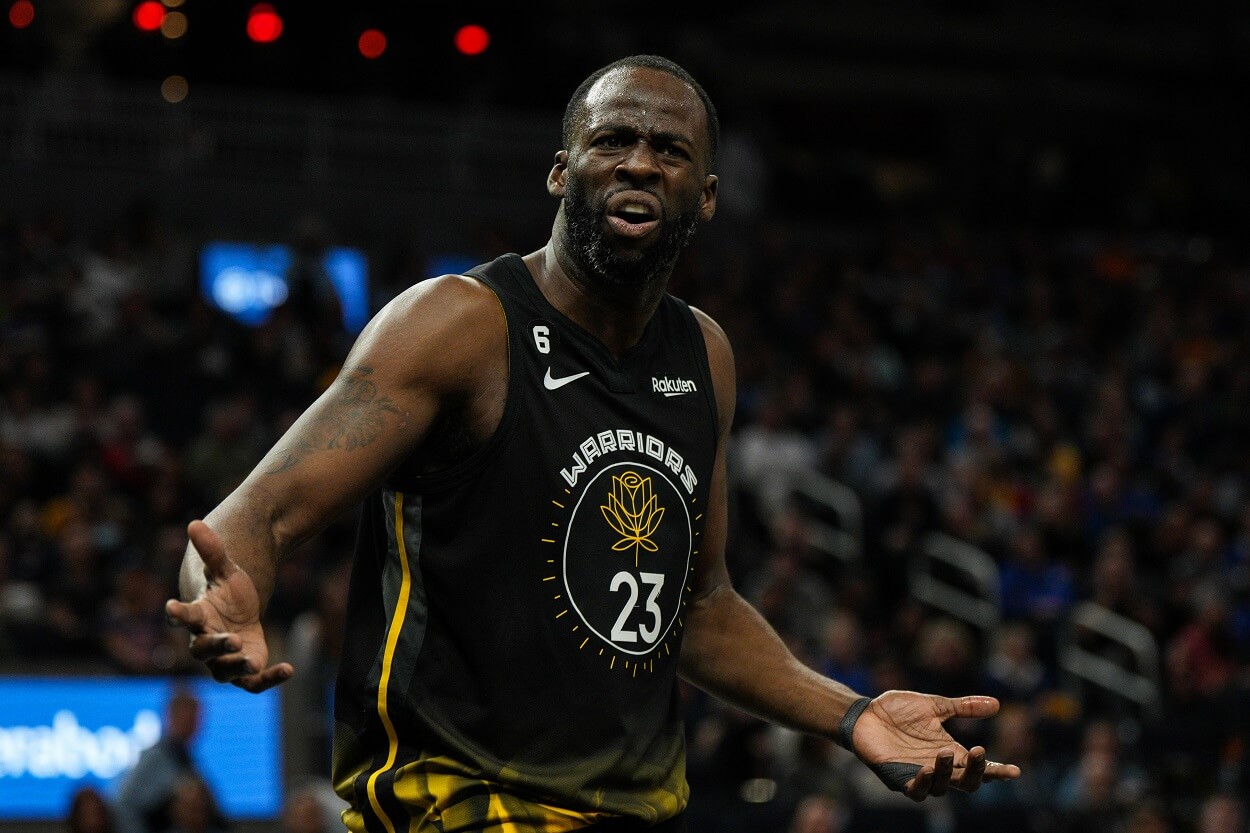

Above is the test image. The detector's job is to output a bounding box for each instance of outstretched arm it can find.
[166,276,507,691]
[677,308,1020,800]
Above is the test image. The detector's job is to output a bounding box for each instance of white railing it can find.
[791,468,863,562]
[910,532,1001,634]
[1059,601,1162,720]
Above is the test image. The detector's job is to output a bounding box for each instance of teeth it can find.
[621,204,649,216]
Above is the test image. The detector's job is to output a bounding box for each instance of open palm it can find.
[849,690,1021,801]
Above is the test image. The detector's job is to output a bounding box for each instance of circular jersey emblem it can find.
[563,462,692,656]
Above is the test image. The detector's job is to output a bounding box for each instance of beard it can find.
[563,176,702,287]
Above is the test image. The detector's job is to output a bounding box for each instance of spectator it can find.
[962,703,1057,829]
[38,461,128,551]
[910,618,980,699]
[97,395,165,495]
[1200,794,1247,833]
[114,689,207,833]
[1087,526,1162,632]
[741,510,834,657]
[817,405,881,492]
[999,524,1075,626]
[787,794,847,833]
[184,398,268,506]
[816,610,873,697]
[1169,518,1232,619]
[66,786,115,833]
[43,520,105,658]
[1124,800,1174,833]
[1057,749,1126,833]
[281,784,347,833]
[1055,720,1147,812]
[1167,583,1239,702]
[731,394,819,528]
[162,776,228,833]
[100,564,186,674]
[0,384,76,461]
[286,559,352,777]
[868,427,943,604]
[982,622,1050,704]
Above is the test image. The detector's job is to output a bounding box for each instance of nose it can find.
[614,140,661,184]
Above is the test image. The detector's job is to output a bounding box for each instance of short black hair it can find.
[561,55,719,170]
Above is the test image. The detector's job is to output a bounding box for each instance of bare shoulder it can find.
[688,305,736,432]
[368,274,504,346]
[688,306,733,365]
[690,305,735,375]
[350,274,507,391]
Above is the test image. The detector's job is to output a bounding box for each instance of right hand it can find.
[165,520,294,693]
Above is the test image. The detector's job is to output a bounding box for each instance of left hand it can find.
[849,690,1022,802]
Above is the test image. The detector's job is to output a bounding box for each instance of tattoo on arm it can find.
[264,367,402,474]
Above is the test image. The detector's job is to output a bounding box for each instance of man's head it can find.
[166,689,201,743]
[562,55,719,174]
[550,55,719,288]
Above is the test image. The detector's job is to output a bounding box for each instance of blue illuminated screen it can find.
[0,677,282,820]
[200,241,370,332]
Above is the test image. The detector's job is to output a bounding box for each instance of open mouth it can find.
[605,194,661,239]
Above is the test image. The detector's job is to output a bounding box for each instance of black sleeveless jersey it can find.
[333,253,720,833]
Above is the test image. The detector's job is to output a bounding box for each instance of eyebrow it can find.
[589,123,696,148]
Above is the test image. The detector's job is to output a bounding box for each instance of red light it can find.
[454,24,489,56]
[246,3,282,44]
[358,28,386,60]
[9,0,34,29]
[132,0,164,32]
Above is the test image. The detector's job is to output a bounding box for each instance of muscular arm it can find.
[171,275,506,686]
[677,309,860,738]
[181,363,413,605]
[678,309,1021,801]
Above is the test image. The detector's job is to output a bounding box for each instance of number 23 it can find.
[610,571,664,644]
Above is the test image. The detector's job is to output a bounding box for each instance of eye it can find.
[595,134,626,149]
[661,144,690,160]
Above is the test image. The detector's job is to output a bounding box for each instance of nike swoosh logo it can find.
[544,368,591,390]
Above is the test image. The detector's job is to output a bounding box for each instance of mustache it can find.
[598,187,665,215]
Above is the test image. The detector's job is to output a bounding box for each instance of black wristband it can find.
[837,695,922,793]
[837,696,872,751]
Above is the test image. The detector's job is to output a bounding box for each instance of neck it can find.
[523,218,671,359]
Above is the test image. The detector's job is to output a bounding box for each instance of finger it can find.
[187,520,238,582]
[231,663,294,694]
[188,632,241,661]
[955,746,988,792]
[165,599,207,632]
[929,748,956,797]
[984,761,1022,781]
[904,765,935,803]
[207,652,259,682]
[941,695,1000,720]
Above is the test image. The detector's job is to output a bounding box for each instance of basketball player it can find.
[166,55,1020,832]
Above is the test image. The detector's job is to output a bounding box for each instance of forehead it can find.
[580,67,708,143]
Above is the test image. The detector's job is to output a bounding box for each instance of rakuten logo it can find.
[652,376,697,397]
[0,710,161,779]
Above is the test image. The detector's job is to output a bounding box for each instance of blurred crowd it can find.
[2,203,1249,833]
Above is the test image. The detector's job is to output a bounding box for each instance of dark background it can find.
[3,2,1250,832]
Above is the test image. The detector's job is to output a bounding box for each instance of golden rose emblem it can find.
[601,471,665,566]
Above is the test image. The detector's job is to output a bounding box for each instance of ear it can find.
[699,174,718,222]
[547,150,569,198]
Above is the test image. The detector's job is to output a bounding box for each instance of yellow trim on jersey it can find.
[487,792,519,833]
[365,492,414,833]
